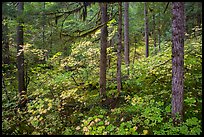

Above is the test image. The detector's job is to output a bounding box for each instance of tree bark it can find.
[99,3,108,98]
[2,16,10,65]
[49,24,53,58]
[158,8,161,52]
[171,2,185,125]
[17,2,27,109]
[42,2,46,47]
[124,2,130,75]
[117,2,122,93]
[144,2,149,57]
[152,3,157,55]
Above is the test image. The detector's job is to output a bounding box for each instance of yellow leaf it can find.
[42,109,47,114]
[48,103,52,107]
[39,117,43,121]
[47,107,51,111]
[76,126,81,130]
[133,126,138,131]
[32,111,36,114]
[83,127,89,132]
[143,130,148,135]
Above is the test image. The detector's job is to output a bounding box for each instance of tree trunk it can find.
[158,5,161,52]
[171,2,185,125]
[144,2,149,57]
[152,3,157,55]
[42,2,46,47]
[107,40,111,68]
[2,16,10,65]
[117,2,122,93]
[184,3,187,39]
[17,2,27,110]
[49,25,53,58]
[99,3,108,99]
[124,2,130,75]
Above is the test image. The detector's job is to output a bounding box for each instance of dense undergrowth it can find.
[2,26,202,135]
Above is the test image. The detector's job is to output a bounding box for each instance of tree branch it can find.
[163,2,170,13]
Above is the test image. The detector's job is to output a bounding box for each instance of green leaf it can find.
[144,119,150,125]
[98,121,104,125]
[165,105,171,113]
[98,115,103,119]
[190,126,202,135]
[179,125,188,135]
[185,117,199,126]
[106,124,115,131]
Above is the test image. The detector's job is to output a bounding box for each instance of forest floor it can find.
[2,29,202,135]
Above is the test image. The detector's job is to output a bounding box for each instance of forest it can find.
[2,2,202,135]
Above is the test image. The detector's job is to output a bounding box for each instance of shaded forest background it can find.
[2,2,202,135]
